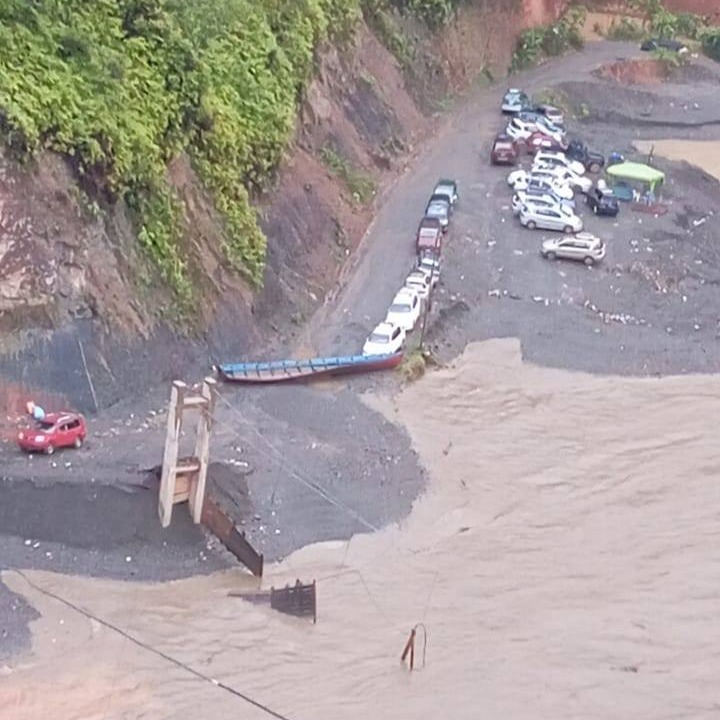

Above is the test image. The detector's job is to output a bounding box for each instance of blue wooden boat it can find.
[216,351,404,384]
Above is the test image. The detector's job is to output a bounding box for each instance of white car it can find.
[537,104,564,126]
[507,169,574,200]
[385,288,422,331]
[363,321,407,356]
[507,117,564,145]
[417,254,441,287]
[530,163,593,193]
[540,232,606,265]
[404,270,432,300]
[433,179,458,209]
[501,88,530,114]
[534,151,585,177]
[512,190,573,216]
[519,204,583,233]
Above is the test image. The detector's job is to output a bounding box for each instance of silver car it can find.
[425,200,449,229]
[519,204,583,233]
[540,232,606,265]
[512,191,573,216]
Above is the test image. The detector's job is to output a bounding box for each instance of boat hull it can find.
[216,351,404,384]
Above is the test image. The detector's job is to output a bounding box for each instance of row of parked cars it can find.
[490,88,620,265]
[362,179,458,356]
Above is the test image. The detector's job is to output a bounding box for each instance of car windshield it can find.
[390,303,411,313]
[427,204,447,217]
[368,332,389,343]
[36,420,55,431]
[559,205,573,217]
[495,141,513,150]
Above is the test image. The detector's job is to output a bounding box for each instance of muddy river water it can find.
[3,339,720,719]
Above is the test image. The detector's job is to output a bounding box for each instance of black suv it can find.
[565,140,605,173]
[585,188,619,217]
[641,38,688,53]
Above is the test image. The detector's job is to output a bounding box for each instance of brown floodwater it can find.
[3,338,720,719]
[634,140,720,183]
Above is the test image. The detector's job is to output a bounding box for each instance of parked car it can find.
[512,189,574,216]
[585,188,620,217]
[491,134,519,165]
[508,117,565,145]
[506,115,561,141]
[501,88,530,114]
[531,163,593,193]
[518,112,564,137]
[17,411,87,455]
[385,288,422,331]
[425,196,450,230]
[641,38,688,53]
[404,270,432,300]
[525,177,575,201]
[540,232,606,265]
[524,131,566,155]
[507,169,575,200]
[433,179,458,209]
[565,140,604,173]
[523,103,565,126]
[534,150,586,176]
[416,217,443,255]
[519,204,583,233]
[363,321,406,356]
[417,252,441,288]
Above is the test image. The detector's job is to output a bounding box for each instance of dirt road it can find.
[3,40,720,662]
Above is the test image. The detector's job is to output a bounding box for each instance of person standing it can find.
[26,401,46,421]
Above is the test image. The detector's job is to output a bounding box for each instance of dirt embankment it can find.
[0,0,568,415]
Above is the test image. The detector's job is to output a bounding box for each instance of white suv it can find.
[519,204,583,233]
[534,151,585,176]
[531,163,593,193]
[512,191,570,216]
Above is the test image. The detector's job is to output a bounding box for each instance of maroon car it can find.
[17,411,87,455]
[416,217,442,256]
[524,131,567,155]
[490,134,519,165]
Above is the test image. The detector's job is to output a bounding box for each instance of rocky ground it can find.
[3,41,720,662]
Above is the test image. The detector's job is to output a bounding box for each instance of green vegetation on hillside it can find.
[0,0,359,301]
[0,0,475,306]
[510,6,587,73]
[598,0,719,59]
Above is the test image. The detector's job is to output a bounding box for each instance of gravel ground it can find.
[3,41,720,661]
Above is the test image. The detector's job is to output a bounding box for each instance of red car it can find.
[17,411,87,455]
[490,134,519,165]
[523,131,567,155]
[416,217,443,255]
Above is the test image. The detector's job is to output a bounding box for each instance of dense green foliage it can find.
[0,0,359,300]
[603,17,645,41]
[510,6,586,73]
[703,32,720,61]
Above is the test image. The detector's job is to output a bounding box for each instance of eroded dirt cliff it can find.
[0,0,568,413]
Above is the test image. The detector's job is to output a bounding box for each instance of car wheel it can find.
[526,220,536,230]
[546,251,556,260]
[563,225,574,234]
[74,436,83,449]
[589,162,601,173]
[45,444,55,456]
[584,256,594,266]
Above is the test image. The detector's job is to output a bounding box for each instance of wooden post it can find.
[189,377,217,524]
[158,381,186,528]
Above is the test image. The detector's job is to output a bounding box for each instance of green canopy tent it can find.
[606,162,666,193]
